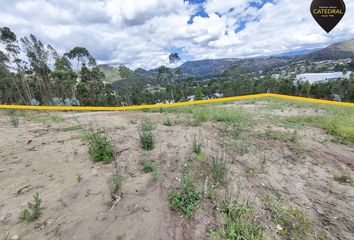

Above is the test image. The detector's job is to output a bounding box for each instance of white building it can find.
[296,71,352,84]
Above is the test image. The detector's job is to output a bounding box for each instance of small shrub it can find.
[76,173,82,183]
[7,109,19,128]
[290,130,300,144]
[163,116,172,126]
[59,124,83,132]
[141,160,155,173]
[168,168,201,218]
[151,171,161,181]
[30,99,40,106]
[333,174,353,184]
[86,131,114,164]
[263,197,313,239]
[264,127,287,141]
[19,193,42,222]
[192,133,202,154]
[168,189,201,219]
[231,124,244,138]
[211,201,263,240]
[139,120,155,150]
[109,170,124,198]
[209,151,228,185]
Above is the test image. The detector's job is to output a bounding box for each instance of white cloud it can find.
[0,0,353,70]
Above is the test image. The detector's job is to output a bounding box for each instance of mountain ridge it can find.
[99,38,354,86]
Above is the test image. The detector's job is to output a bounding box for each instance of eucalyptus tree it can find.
[157,65,174,101]
[21,34,56,104]
[65,47,96,71]
[51,55,77,99]
[0,27,32,104]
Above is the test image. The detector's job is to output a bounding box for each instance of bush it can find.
[140,160,155,173]
[163,116,172,126]
[139,120,155,150]
[209,152,228,185]
[30,99,40,106]
[87,131,114,164]
[168,169,201,218]
[192,133,202,154]
[263,197,313,239]
[211,201,263,240]
[7,109,19,127]
[110,171,124,196]
[19,193,42,222]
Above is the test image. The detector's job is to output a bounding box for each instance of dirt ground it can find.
[0,101,353,240]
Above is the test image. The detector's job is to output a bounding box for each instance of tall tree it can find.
[21,34,55,104]
[51,55,77,99]
[158,65,174,101]
[65,47,95,70]
[1,27,32,104]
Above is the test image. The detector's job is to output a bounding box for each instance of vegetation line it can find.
[0,93,353,111]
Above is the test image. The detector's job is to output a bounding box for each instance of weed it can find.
[209,151,228,185]
[151,171,161,181]
[192,132,202,154]
[210,200,263,240]
[232,140,249,156]
[116,235,124,240]
[73,147,79,156]
[24,114,65,125]
[196,151,205,161]
[168,189,201,218]
[140,160,156,173]
[231,123,244,138]
[109,170,124,200]
[58,124,83,132]
[7,109,19,127]
[264,127,287,141]
[138,120,155,150]
[163,116,173,126]
[86,131,114,164]
[333,174,353,184]
[290,130,300,144]
[168,167,201,218]
[263,197,313,239]
[19,193,42,222]
[76,173,82,183]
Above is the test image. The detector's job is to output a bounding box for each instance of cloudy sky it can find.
[1,0,354,69]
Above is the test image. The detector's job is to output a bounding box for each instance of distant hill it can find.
[103,38,354,88]
[98,64,123,83]
[179,56,294,79]
[298,39,354,61]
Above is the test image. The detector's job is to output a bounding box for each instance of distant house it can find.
[296,71,352,84]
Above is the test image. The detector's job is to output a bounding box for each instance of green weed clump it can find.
[76,173,82,183]
[7,109,19,127]
[110,171,124,197]
[280,107,354,144]
[138,120,155,150]
[263,197,313,239]
[140,160,156,173]
[19,193,42,222]
[168,170,201,218]
[86,131,114,164]
[163,116,173,126]
[59,124,83,132]
[210,201,263,240]
[333,174,353,184]
[209,152,228,185]
[192,132,202,154]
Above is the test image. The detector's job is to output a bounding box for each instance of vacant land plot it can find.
[0,98,353,240]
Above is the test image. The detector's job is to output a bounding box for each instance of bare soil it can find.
[0,102,353,240]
